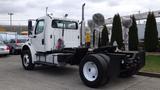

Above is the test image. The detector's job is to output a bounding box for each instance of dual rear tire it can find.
[79,54,110,88]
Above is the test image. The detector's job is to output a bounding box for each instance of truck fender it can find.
[21,42,36,63]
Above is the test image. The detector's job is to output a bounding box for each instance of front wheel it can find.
[22,50,35,70]
[79,54,109,88]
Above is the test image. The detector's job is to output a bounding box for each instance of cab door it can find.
[31,20,45,52]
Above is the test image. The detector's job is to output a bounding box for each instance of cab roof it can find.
[37,15,79,22]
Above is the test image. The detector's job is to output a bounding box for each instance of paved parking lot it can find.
[0,55,160,90]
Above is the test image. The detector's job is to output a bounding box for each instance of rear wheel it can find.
[22,50,35,70]
[10,47,15,54]
[98,54,110,84]
[79,54,109,88]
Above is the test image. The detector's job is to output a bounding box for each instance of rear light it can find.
[16,40,20,43]
[5,46,10,51]
[16,40,19,46]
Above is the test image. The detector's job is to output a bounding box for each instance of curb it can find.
[137,72,160,78]
[146,52,160,56]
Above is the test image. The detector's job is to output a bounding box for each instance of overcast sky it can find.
[0,0,160,25]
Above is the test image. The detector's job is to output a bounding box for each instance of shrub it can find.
[111,14,124,49]
[144,12,159,52]
[129,15,139,51]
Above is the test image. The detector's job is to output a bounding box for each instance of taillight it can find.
[16,40,20,46]
[16,40,20,43]
[5,46,10,50]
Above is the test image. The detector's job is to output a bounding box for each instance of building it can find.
[0,25,27,34]
[137,23,160,40]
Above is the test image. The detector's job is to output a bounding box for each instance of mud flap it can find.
[105,53,126,78]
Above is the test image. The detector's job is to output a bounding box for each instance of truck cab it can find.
[30,16,80,52]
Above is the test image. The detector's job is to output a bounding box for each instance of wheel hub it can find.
[83,61,98,81]
[23,54,29,67]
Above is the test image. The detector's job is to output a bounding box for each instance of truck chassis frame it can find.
[21,46,145,88]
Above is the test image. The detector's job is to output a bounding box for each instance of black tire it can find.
[11,47,16,55]
[22,50,35,70]
[98,54,110,84]
[79,54,109,88]
[10,47,13,54]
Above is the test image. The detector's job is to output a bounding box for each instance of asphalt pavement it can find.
[0,55,160,90]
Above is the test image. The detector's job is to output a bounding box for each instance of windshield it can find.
[52,20,78,30]
[10,39,27,43]
[18,39,27,43]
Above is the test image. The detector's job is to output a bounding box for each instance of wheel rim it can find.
[23,54,30,67]
[83,61,98,81]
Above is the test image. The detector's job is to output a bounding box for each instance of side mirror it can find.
[28,20,33,35]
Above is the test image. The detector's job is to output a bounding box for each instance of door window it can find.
[35,20,45,34]
[10,39,15,43]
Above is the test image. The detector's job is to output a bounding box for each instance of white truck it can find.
[21,15,145,88]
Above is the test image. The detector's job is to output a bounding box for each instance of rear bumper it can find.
[15,46,22,50]
[14,49,22,54]
[0,50,10,55]
[105,51,145,78]
[119,51,145,73]
[12,46,22,54]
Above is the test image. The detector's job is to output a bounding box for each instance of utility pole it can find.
[138,10,140,24]
[46,7,48,16]
[8,13,14,31]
